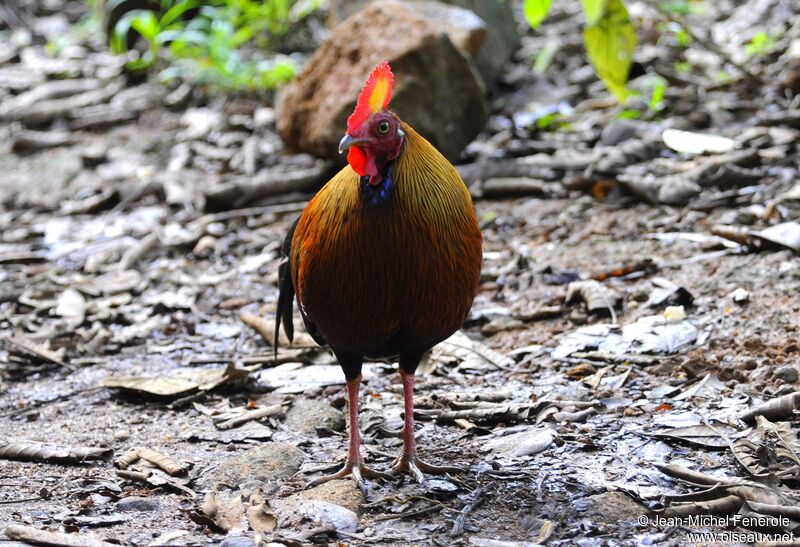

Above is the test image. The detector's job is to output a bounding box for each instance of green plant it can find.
[662,21,691,47]
[109,0,319,92]
[616,74,667,120]
[745,31,779,57]
[646,75,667,112]
[523,0,637,103]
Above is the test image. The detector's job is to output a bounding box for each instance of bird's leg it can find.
[308,375,390,493]
[390,369,464,483]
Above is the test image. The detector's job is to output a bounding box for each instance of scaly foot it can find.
[308,459,392,495]
[389,454,464,484]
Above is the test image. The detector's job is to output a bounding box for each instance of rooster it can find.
[275,62,482,487]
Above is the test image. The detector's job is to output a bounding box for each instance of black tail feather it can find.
[274,218,298,360]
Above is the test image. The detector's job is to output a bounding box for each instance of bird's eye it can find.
[377,121,390,134]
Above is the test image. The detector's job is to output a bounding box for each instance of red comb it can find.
[347,62,394,133]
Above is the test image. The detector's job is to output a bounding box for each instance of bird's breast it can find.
[291,130,482,357]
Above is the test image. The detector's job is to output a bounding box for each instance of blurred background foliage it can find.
[96,0,320,93]
[524,0,637,102]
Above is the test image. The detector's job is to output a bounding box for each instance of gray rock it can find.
[0,148,82,208]
[272,480,361,532]
[207,443,305,488]
[219,536,255,547]
[444,0,519,85]
[482,427,554,458]
[775,365,799,384]
[481,316,526,336]
[577,491,646,525]
[285,399,345,434]
[116,495,160,512]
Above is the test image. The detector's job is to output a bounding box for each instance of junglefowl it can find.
[275,62,482,487]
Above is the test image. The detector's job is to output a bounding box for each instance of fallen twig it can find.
[374,503,442,522]
[4,524,119,547]
[118,232,159,271]
[450,486,486,537]
[214,404,283,430]
[568,351,660,366]
[204,164,329,210]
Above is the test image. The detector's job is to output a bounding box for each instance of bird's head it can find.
[338,62,405,186]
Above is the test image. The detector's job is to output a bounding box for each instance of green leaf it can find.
[582,0,637,102]
[129,10,161,44]
[647,77,667,112]
[617,109,642,119]
[523,0,553,29]
[533,39,560,74]
[580,0,605,26]
[160,0,199,29]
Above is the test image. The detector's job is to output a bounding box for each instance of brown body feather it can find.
[280,123,482,375]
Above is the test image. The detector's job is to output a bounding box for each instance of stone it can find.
[730,287,750,304]
[405,2,486,57]
[116,495,160,512]
[775,365,799,384]
[447,0,519,85]
[328,0,519,85]
[206,443,304,488]
[0,147,83,209]
[273,480,361,532]
[285,399,345,434]
[219,537,255,547]
[481,316,525,336]
[576,491,646,525]
[277,0,489,162]
[482,427,554,458]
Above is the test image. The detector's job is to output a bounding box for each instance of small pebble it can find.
[114,429,130,441]
[731,287,750,304]
[220,537,256,547]
[116,496,160,512]
[663,305,686,322]
[775,365,799,384]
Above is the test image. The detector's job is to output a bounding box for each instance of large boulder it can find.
[277,0,490,162]
[328,0,520,85]
[449,0,520,85]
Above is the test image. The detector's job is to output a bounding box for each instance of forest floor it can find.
[2,1,800,546]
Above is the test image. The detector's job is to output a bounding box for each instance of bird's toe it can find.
[307,460,390,495]
[389,454,463,484]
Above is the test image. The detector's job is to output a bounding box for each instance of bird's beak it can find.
[338,134,366,154]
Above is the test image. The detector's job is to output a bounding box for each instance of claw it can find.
[389,454,464,484]
[309,459,392,495]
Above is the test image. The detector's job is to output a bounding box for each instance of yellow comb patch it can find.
[368,77,390,112]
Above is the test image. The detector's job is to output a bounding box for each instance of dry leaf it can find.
[102,363,249,398]
[246,493,278,532]
[741,392,800,424]
[654,424,734,449]
[201,490,247,533]
[566,280,621,318]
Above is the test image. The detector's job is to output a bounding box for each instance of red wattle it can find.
[347,147,367,177]
[347,147,379,182]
